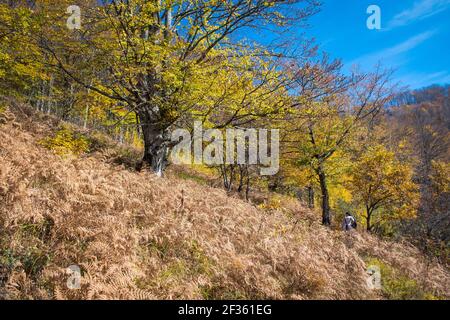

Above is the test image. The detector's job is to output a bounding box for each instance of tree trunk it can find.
[220,164,236,191]
[245,173,251,201]
[47,76,54,114]
[317,165,331,226]
[237,166,245,193]
[137,111,169,177]
[307,186,315,209]
[83,105,89,129]
[366,207,372,231]
[227,165,235,192]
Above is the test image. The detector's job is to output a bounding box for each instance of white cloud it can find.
[347,30,437,67]
[386,0,450,29]
[398,71,450,88]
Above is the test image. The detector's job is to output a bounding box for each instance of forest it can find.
[0,0,448,300]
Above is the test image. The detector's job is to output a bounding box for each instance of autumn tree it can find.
[284,58,396,226]
[427,160,450,242]
[387,86,449,251]
[7,0,320,175]
[348,145,419,232]
[0,1,43,97]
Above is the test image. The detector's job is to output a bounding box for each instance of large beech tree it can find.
[6,0,320,175]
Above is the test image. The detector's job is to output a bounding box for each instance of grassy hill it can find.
[0,103,448,300]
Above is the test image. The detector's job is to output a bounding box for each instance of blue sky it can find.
[305,0,450,89]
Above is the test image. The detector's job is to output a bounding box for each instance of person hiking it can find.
[342,212,357,231]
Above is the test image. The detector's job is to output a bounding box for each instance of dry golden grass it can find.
[0,104,448,300]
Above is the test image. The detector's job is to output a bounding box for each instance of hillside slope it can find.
[0,104,449,300]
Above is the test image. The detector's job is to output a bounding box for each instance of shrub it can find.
[0,104,8,124]
[366,258,439,300]
[39,125,90,156]
[258,194,283,210]
[175,170,209,185]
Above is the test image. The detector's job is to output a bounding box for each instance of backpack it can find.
[351,218,357,229]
